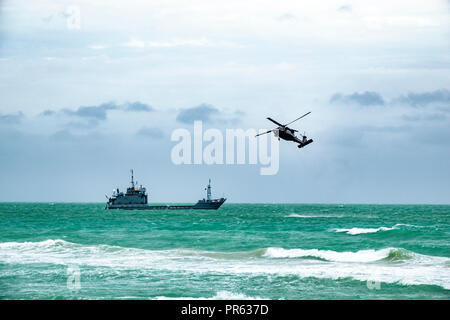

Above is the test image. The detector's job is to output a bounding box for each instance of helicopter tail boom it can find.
[297,139,313,148]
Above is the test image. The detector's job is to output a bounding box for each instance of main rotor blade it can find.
[284,111,311,126]
[267,117,283,127]
[255,129,273,137]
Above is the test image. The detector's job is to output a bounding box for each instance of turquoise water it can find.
[0,203,449,299]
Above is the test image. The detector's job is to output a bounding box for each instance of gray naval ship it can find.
[106,170,226,210]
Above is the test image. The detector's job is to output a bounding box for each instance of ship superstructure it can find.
[193,179,226,209]
[106,170,148,209]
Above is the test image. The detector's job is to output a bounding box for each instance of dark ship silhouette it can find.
[106,170,226,210]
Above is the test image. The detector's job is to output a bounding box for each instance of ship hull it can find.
[192,198,226,209]
[106,198,226,210]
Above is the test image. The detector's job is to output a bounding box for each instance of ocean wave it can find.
[335,226,396,235]
[394,223,426,229]
[263,247,415,262]
[334,223,429,235]
[179,247,267,259]
[286,213,344,218]
[0,240,404,263]
[0,239,439,264]
[153,291,263,300]
[384,248,414,261]
[1,239,449,289]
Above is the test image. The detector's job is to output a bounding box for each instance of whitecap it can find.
[286,213,344,218]
[263,247,393,262]
[335,226,396,235]
[153,291,263,300]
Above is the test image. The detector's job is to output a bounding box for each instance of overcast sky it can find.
[1,0,449,203]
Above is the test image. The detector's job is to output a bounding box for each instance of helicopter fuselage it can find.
[275,126,300,142]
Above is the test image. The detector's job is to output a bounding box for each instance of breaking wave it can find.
[263,247,408,262]
[335,226,396,235]
[334,224,428,235]
[384,248,414,262]
[1,239,449,289]
[0,240,412,263]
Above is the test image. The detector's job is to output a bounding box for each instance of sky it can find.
[0,0,449,203]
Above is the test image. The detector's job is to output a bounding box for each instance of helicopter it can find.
[255,112,313,149]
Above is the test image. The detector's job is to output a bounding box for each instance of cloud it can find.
[0,111,24,124]
[330,89,450,109]
[330,91,385,106]
[176,104,220,124]
[137,126,164,139]
[176,104,243,125]
[41,101,153,124]
[176,103,242,125]
[62,102,118,120]
[40,105,114,129]
[395,89,450,107]
[125,101,154,112]
[40,110,56,116]
[40,102,120,129]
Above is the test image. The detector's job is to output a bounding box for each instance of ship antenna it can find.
[131,169,135,188]
[206,178,212,201]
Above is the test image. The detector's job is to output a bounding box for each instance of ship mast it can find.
[206,179,211,201]
[130,169,135,188]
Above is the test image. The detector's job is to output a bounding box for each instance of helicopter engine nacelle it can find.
[273,129,280,137]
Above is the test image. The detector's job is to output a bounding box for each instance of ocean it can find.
[0,203,449,300]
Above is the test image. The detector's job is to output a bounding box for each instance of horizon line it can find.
[0,201,449,206]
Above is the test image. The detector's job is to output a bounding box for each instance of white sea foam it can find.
[213,290,263,300]
[286,213,344,218]
[263,247,394,262]
[335,226,396,235]
[153,291,263,300]
[334,223,428,235]
[1,239,449,289]
[394,223,425,229]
